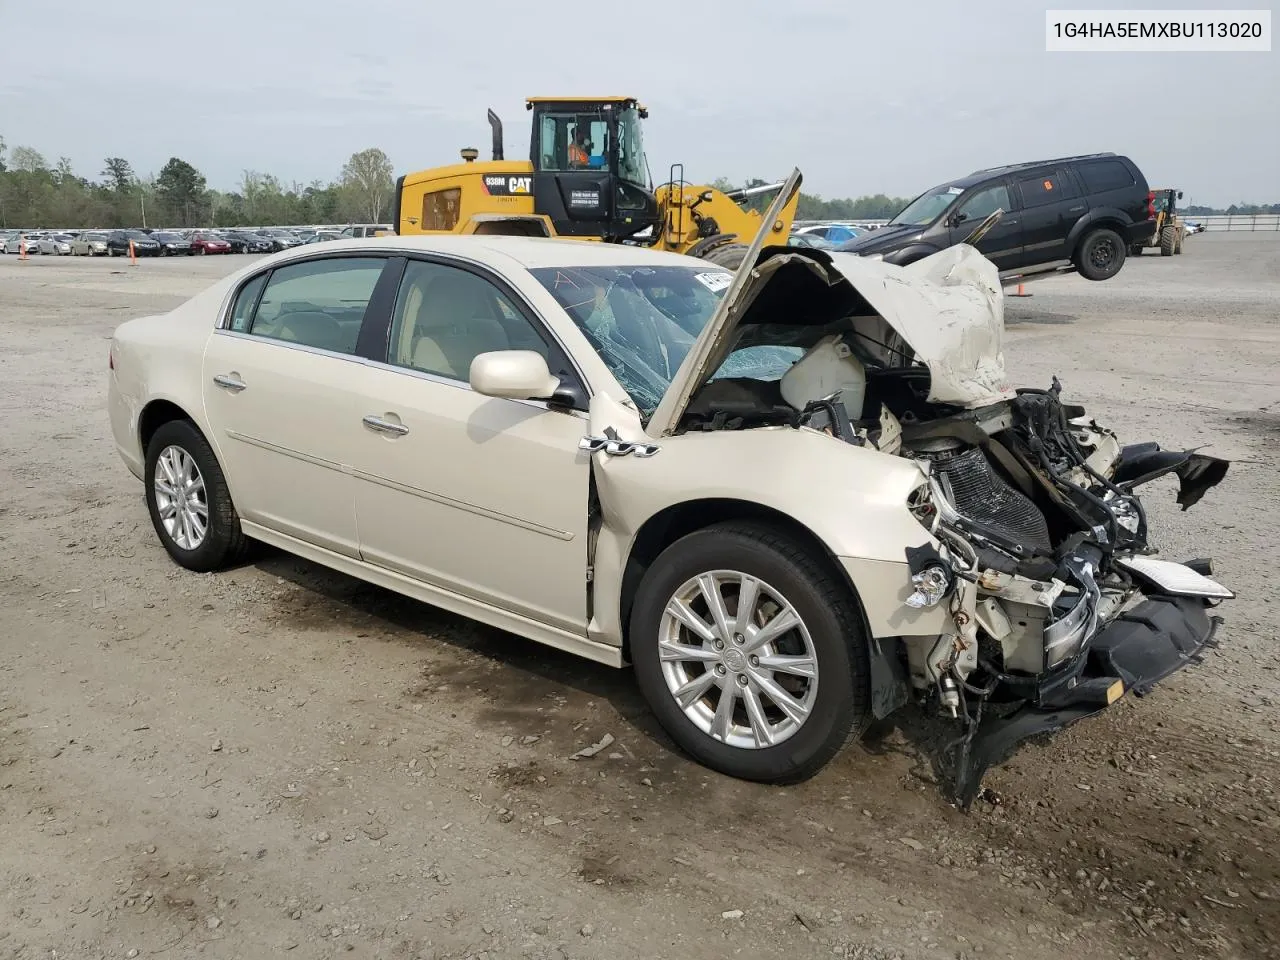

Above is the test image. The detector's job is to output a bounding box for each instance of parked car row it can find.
[1,223,392,257]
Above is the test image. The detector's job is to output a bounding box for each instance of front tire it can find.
[1076,227,1126,281]
[144,420,249,572]
[630,522,871,784]
[1159,225,1176,256]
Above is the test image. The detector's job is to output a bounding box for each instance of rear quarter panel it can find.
[108,277,241,478]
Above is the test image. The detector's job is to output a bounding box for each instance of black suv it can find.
[838,153,1155,282]
[105,230,161,257]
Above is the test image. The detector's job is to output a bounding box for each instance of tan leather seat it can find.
[403,271,511,378]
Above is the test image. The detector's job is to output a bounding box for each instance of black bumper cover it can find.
[952,595,1222,806]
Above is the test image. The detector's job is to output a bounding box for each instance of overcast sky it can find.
[2,0,1276,206]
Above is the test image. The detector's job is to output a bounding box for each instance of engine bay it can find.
[677,312,1229,689]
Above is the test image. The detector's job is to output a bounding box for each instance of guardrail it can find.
[1188,214,1280,232]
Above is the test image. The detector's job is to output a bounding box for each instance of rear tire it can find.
[630,521,871,784]
[1159,225,1176,256]
[144,420,250,573]
[700,242,750,270]
[1076,228,1126,281]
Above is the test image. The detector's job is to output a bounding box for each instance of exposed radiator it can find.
[930,446,1051,554]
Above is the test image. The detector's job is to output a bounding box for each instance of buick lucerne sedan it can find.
[107,222,1232,799]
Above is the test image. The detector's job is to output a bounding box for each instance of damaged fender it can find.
[580,392,951,660]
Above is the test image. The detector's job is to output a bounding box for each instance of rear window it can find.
[1016,171,1077,208]
[1076,159,1135,193]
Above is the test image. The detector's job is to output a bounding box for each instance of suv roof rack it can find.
[968,152,1118,177]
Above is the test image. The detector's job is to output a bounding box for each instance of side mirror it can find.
[469,350,561,402]
[951,211,970,226]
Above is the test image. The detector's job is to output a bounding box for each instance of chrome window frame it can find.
[212,246,594,413]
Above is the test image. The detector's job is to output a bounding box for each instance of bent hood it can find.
[647,216,1012,437]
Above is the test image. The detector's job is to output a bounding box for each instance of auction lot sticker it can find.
[1046,9,1271,51]
[696,271,735,293]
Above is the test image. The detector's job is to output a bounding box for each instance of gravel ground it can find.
[1,234,1277,960]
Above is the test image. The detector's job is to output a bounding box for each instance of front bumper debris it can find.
[949,593,1223,807]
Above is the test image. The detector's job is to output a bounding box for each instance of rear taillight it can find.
[1146,190,1155,219]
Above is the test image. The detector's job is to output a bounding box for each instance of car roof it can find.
[307,234,710,270]
[967,152,1123,179]
[918,153,1129,194]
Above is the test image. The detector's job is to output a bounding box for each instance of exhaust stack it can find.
[487,109,504,161]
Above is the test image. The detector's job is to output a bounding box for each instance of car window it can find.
[247,257,386,355]
[387,260,550,381]
[227,273,268,333]
[956,184,1011,222]
[1017,171,1077,208]
[1076,159,1135,193]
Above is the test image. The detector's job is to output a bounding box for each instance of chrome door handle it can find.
[362,415,409,436]
[213,374,246,392]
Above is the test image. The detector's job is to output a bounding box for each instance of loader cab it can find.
[526,97,659,241]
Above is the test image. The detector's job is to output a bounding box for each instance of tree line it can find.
[0,137,395,229]
[2,136,1271,229]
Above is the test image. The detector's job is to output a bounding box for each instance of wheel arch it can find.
[1066,210,1131,258]
[615,496,911,718]
[138,398,201,457]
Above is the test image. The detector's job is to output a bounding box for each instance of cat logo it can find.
[482,175,532,196]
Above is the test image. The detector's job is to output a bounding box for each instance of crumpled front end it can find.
[896,379,1231,805]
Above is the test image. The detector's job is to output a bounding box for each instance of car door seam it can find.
[352,467,574,541]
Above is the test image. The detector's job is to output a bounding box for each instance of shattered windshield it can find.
[532,264,801,418]
[889,185,964,226]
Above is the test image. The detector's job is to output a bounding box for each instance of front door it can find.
[946,181,1023,270]
[201,255,392,557]
[1010,168,1086,266]
[351,257,592,633]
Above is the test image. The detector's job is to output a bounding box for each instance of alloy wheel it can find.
[153,445,209,550]
[658,570,819,749]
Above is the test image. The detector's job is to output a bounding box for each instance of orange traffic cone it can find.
[128,239,137,265]
[19,239,28,261]
[1009,282,1032,298]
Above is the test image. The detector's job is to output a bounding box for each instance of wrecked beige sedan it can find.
[107,174,1231,801]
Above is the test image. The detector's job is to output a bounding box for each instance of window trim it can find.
[955,180,1014,222]
[216,251,393,331]
[1074,158,1135,193]
[1013,168,1079,209]
[213,248,593,412]
[362,251,592,411]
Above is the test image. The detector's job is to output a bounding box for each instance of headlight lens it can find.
[906,564,952,609]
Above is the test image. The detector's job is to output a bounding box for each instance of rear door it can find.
[1011,169,1086,266]
[945,180,1023,269]
[201,254,396,557]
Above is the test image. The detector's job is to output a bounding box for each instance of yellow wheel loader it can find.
[1129,188,1185,257]
[391,96,799,268]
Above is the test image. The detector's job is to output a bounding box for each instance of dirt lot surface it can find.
[1,235,1277,960]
